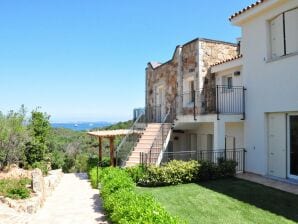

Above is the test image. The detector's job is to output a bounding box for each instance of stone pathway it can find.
[0,173,108,224]
[0,205,31,224]
[237,172,298,195]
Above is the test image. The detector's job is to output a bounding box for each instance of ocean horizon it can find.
[51,121,112,131]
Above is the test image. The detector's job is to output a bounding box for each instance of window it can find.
[222,76,233,88]
[227,77,233,89]
[190,80,195,103]
[270,8,298,59]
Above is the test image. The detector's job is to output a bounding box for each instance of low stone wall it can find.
[0,168,63,214]
[0,164,32,179]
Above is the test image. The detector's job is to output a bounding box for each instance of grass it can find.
[137,178,298,224]
[0,178,31,199]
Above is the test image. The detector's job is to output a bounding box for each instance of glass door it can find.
[288,115,298,179]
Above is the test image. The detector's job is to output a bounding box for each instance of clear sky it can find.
[0,0,255,123]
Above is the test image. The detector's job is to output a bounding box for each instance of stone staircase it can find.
[126,123,162,167]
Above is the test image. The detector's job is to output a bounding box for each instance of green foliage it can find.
[97,120,133,131]
[139,160,200,187]
[89,167,184,224]
[139,180,298,224]
[104,188,182,224]
[0,106,28,169]
[87,157,110,173]
[31,161,49,175]
[0,178,31,199]
[88,167,100,188]
[49,128,100,173]
[125,165,146,183]
[50,149,65,169]
[25,110,51,165]
[197,159,237,181]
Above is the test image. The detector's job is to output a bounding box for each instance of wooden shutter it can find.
[285,8,298,54]
[270,14,284,58]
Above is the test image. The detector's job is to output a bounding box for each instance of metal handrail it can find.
[143,101,175,165]
[116,112,146,166]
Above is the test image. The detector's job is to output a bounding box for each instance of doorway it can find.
[288,114,298,179]
[267,113,286,178]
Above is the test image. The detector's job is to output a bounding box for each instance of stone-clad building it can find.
[146,38,238,120]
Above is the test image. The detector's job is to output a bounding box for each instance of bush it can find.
[139,160,200,187]
[0,178,31,199]
[87,156,110,172]
[31,161,49,175]
[197,159,237,181]
[90,167,184,224]
[218,159,237,177]
[125,165,146,183]
[88,166,101,189]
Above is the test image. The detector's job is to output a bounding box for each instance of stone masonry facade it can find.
[146,38,238,119]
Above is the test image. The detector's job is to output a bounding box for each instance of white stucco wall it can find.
[172,123,214,151]
[240,1,298,175]
[225,122,244,149]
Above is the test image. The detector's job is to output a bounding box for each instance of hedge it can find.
[126,160,237,187]
[138,160,199,187]
[90,167,184,224]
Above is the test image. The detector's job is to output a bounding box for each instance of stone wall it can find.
[146,38,238,119]
[146,50,179,119]
[181,40,197,73]
[199,40,237,114]
[0,168,63,214]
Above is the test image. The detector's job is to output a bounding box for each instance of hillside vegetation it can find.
[0,106,132,173]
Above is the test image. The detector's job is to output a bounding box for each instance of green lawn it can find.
[137,178,298,224]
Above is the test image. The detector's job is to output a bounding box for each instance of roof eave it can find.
[211,57,243,74]
[230,0,281,26]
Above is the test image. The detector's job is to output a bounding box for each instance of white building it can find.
[125,0,298,181]
[229,0,298,180]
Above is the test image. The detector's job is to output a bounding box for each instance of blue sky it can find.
[0,0,255,122]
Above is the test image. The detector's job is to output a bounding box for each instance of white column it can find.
[214,120,225,150]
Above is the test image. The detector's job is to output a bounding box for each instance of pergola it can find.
[87,129,131,166]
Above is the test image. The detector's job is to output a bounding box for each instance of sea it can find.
[51,122,111,131]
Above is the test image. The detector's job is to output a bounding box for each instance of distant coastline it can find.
[51,121,112,131]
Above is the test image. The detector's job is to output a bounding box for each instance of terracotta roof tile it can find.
[211,54,243,67]
[229,0,267,21]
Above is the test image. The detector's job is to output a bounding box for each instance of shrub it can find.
[100,167,134,196]
[0,178,31,199]
[104,188,182,224]
[218,159,237,177]
[92,167,184,224]
[125,165,146,183]
[197,161,219,181]
[31,161,49,175]
[197,159,237,181]
[87,157,110,172]
[139,160,200,187]
[88,166,101,189]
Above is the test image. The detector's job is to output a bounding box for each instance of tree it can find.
[25,109,51,165]
[0,106,28,169]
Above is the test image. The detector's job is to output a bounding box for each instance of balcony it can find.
[177,85,246,120]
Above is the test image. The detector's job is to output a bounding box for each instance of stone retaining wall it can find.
[0,168,63,214]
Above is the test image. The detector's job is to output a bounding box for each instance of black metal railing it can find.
[146,101,176,124]
[141,148,246,173]
[176,86,246,120]
[216,85,246,120]
[116,112,147,167]
[146,105,162,123]
[142,103,175,165]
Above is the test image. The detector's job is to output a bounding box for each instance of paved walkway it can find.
[237,172,298,195]
[0,173,108,224]
[30,173,108,224]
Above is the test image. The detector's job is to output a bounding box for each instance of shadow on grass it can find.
[197,178,298,222]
